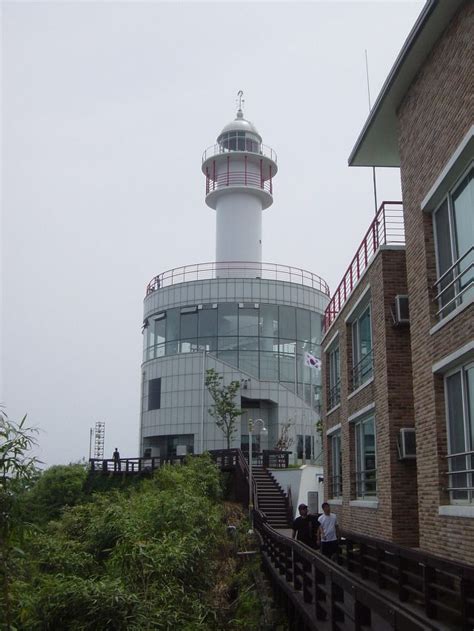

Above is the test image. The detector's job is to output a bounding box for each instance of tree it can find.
[274,421,294,451]
[205,368,242,450]
[0,410,38,629]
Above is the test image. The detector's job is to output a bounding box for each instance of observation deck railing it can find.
[323,201,404,333]
[205,170,273,195]
[202,142,277,164]
[146,261,330,296]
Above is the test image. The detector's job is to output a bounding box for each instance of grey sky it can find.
[2,1,424,466]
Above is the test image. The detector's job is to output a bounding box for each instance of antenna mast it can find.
[365,50,378,215]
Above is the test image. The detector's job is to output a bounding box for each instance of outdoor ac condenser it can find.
[398,428,416,460]
[394,295,410,325]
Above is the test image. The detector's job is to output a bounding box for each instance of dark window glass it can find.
[197,337,217,352]
[180,312,198,339]
[259,304,278,338]
[435,200,455,313]
[198,308,217,337]
[239,351,259,377]
[155,318,166,346]
[260,351,279,380]
[148,378,161,410]
[296,308,310,343]
[166,308,180,341]
[238,307,259,336]
[311,312,322,346]
[217,350,238,368]
[279,306,296,339]
[218,336,238,351]
[218,303,238,336]
[239,336,259,351]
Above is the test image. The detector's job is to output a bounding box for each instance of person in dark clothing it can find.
[292,503,319,548]
[113,448,120,471]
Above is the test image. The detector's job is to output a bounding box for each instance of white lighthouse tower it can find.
[201,91,278,278]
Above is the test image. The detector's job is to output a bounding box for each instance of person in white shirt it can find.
[317,502,340,559]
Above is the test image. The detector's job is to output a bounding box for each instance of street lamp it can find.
[248,417,267,532]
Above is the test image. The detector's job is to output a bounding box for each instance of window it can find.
[434,167,474,319]
[328,344,341,409]
[352,305,373,389]
[297,435,312,460]
[445,362,474,503]
[148,378,161,411]
[330,432,342,498]
[355,416,376,498]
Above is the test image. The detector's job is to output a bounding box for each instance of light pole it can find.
[248,417,267,533]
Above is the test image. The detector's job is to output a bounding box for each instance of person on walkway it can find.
[318,502,340,558]
[292,503,318,548]
[113,447,120,472]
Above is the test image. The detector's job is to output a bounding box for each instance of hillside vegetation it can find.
[1,454,267,630]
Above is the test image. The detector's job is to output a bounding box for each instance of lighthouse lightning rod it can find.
[365,49,378,215]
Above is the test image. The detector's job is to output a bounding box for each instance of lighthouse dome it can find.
[217,109,262,153]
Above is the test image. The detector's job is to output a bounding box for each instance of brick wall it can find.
[322,248,418,545]
[397,0,474,563]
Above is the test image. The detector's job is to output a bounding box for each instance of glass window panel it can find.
[239,336,259,351]
[198,308,217,338]
[238,307,259,336]
[447,371,466,455]
[259,304,278,338]
[260,351,279,381]
[180,339,198,354]
[435,199,456,313]
[359,307,372,356]
[166,308,180,341]
[279,306,296,339]
[239,351,259,377]
[296,309,311,343]
[260,336,278,352]
[279,353,295,384]
[166,340,179,356]
[452,170,474,299]
[311,312,322,346]
[180,312,198,339]
[217,350,238,368]
[156,343,165,358]
[197,337,217,352]
[466,365,474,451]
[218,336,238,351]
[218,303,238,336]
[155,318,166,346]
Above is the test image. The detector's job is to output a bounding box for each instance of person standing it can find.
[292,503,318,548]
[318,502,340,558]
[113,447,120,472]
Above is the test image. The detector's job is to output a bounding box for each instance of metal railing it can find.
[205,170,273,195]
[89,456,185,473]
[352,349,373,390]
[323,201,404,333]
[355,468,377,499]
[202,142,277,164]
[146,261,330,296]
[328,380,341,409]
[328,474,342,500]
[433,245,474,320]
[445,450,474,503]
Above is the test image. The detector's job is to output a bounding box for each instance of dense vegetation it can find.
[1,418,271,630]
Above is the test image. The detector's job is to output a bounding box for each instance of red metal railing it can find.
[146,261,330,296]
[323,201,404,333]
[205,171,273,195]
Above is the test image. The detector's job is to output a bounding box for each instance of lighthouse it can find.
[201,91,278,277]
[140,94,329,463]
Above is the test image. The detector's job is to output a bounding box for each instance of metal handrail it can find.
[146,261,330,296]
[328,380,341,409]
[323,201,404,333]
[202,142,277,164]
[433,246,473,318]
[351,349,373,390]
[206,171,273,194]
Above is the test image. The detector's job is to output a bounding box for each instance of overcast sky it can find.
[2,0,424,467]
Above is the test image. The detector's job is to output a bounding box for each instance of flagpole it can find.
[200,349,206,454]
[310,363,314,463]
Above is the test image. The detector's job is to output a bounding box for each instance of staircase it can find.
[253,467,291,529]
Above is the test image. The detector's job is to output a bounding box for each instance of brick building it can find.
[322,0,473,563]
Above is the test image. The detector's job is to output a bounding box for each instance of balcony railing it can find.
[328,380,341,410]
[433,245,473,320]
[205,170,273,195]
[146,261,330,296]
[445,449,474,503]
[323,201,404,333]
[352,349,373,390]
[202,142,277,164]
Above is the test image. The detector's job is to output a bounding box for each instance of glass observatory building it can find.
[140,100,329,462]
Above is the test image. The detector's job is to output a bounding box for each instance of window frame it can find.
[351,303,373,390]
[433,164,474,320]
[328,343,341,409]
[354,415,377,500]
[444,361,474,505]
[330,431,342,499]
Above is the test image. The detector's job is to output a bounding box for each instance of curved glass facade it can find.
[143,302,322,404]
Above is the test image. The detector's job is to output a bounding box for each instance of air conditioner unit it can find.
[398,428,416,460]
[394,295,410,325]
